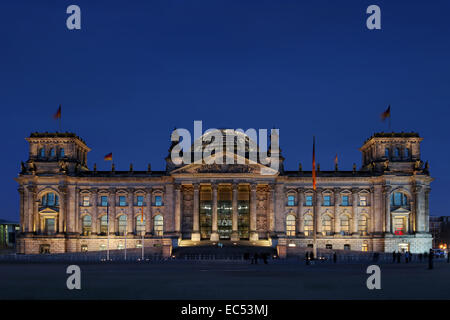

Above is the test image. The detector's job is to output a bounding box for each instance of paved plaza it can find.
[0,260,449,300]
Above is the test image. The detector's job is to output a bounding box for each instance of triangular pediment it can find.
[171,150,279,176]
[39,208,58,215]
[391,207,410,214]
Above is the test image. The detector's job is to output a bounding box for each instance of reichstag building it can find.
[16,130,433,255]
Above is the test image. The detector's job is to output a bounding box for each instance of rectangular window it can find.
[341,195,349,206]
[287,195,295,206]
[323,195,331,206]
[359,196,367,206]
[82,196,90,207]
[155,195,162,206]
[137,195,144,206]
[44,218,55,234]
[305,195,313,206]
[101,196,108,207]
[119,196,127,206]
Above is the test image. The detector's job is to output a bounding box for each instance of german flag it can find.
[334,153,338,166]
[53,105,61,120]
[104,152,113,161]
[312,136,316,190]
[381,105,391,121]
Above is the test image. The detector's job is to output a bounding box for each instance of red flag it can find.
[104,153,113,161]
[312,136,316,190]
[334,153,338,166]
[381,105,391,121]
[141,206,144,223]
[53,105,61,120]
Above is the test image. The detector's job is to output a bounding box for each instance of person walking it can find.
[405,251,409,263]
[397,251,401,263]
[392,250,396,263]
[333,251,337,263]
[305,251,310,265]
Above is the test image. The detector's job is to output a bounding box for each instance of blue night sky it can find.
[0,0,449,221]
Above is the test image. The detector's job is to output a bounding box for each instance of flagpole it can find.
[141,206,144,261]
[312,136,317,259]
[107,202,110,261]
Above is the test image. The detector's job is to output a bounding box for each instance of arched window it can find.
[304,215,313,236]
[82,215,92,235]
[118,215,127,235]
[394,148,400,157]
[41,192,59,207]
[39,148,45,158]
[391,192,408,207]
[340,215,350,234]
[154,215,163,236]
[100,215,108,235]
[322,215,332,235]
[60,148,65,157]
[405,148,409,158]
[286,214,296,236]
[384,148,389,158]
[359,215,368,234]
[50,148,55,157]
[136,214,146,235]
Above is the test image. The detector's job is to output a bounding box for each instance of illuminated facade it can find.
[16,131,433,254]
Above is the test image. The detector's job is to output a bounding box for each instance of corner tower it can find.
[23,132,90,175]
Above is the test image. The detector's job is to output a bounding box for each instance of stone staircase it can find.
[173,241,276,261]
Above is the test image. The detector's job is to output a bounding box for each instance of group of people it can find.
[392,250,414,263]
[244,252,269,264]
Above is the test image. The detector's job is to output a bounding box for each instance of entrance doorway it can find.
[398,243,409,253]
[218,187,232,239]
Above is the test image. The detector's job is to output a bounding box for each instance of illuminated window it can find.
[118,215,127,235]
[99,244,106,251]
[287,195,295,206]
[305,195,313,206]
[323,195,331,206]
[359,216,368,233]
[154,215,163,236]
[100,215,108,235]
[137,195,144,206]
[81,244,88,252]
[394,148,400,157]
[385,148,389,158]
[304,215,313,236]
[41,193,59,207]
[359,196,367,206]
[391,192,408,207]
[362,243,368,252]
[50,148,55,157]
[100,196,108,207]
[322,215,332,234]
[405,148,409,158]
[136,214,146,235]
[341,195,349,206]
[82,196,90,206]
[82,215,91,235]
[44,218,55,234]
[286,214,296,236]
[155,196,162,206]
[344,244,351,250]
[39,148,45,158]
[394,217,405,234]
[60,148,65,157]
[340,215,350,234]
[119,196,127,207]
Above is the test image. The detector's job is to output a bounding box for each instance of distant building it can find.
[0,219,20,248]
[429,216,450,249]
[15,131,433,254]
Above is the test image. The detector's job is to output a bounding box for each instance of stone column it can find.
[174,184,182,236]
[146,188,153,235]
[334,188,340,234]
[369,187,375,234]
[58,186,67,234]
[249,183,259,241]
[18,187,25,233]
[66,185,77,234]
[315,188,322,235]
[297,188,304,236]
[127,188,134,235]
[231,182,239,241]
[91,188,98,235]
[383,185,392,234]
[425,187,431,233]
[108,188,116,235]
[268,183,275,234]
[352,188,359,234]
[191,183,201,241]
[210,183,219,241]
[414,185,425,233]
[26,185,37,233]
